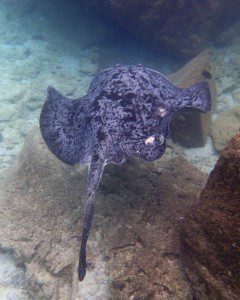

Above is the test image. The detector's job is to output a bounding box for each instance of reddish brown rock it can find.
[180,133,240,299]
[83,0,240,58]
[169,49,216,147]
[211,106,240,151]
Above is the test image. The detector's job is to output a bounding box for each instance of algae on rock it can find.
[211,105,240,151]
[181,132,240,299]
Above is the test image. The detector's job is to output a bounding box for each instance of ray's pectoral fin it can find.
[178,81,212,113]
[40,86,88,166]
[78,155,105,281]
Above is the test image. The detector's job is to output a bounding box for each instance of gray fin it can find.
[78,156,105,281]
[40,86,90,165]
[177,81,212,112]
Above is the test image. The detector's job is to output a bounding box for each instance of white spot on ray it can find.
[159,107,167,117]
[145,136,155,145]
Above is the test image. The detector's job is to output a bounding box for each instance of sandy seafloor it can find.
[0,1,239,298]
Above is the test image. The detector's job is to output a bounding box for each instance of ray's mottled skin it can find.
[40,64,211,281]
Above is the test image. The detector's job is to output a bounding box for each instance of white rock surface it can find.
[212,21,240,114]
[0,252,27,299]
[183,137,218,173]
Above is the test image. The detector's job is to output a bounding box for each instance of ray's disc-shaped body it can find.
[40,64,211,281]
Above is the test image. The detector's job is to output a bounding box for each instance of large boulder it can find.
[180,133,240,299]
[0,127,207,299]
[211,105,240,151]
[83,0,240,58]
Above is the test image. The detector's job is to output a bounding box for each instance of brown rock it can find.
[0,126,207,299]
[180,133,240,299]
[169,49,216,147]
[84,0,240,58]
[211,105,240,151]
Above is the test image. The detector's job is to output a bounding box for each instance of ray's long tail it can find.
[78,157,105,281]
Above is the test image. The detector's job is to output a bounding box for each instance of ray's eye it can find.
[158,134,165,145]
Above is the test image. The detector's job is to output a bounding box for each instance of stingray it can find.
[40,64,211,281]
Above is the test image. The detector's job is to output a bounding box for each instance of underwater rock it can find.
[0,87,26,104]
[180,133,240,299]
[0,126,207,299]
[211,105,240,151]
[84,0,240,58]
[214,20,240,47]
[169,50,216,147]
[232,88,240,102]
[0,105,16,122]
[217,76,236,96]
